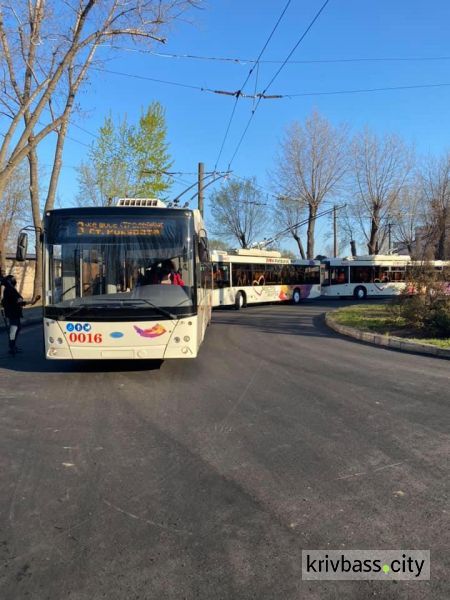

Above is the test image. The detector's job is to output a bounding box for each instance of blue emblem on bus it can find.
[83,323,91,332]
[110,331,124,339]
[75,323,83,332]
[66,323,74,332]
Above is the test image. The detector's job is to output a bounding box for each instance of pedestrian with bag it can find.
[1,275,28,355]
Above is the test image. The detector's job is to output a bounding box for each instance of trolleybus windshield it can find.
[45,213,195,320]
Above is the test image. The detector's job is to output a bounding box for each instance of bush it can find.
[391,263,450,338]
[428,299,450,337]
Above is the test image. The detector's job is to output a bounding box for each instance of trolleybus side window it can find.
[303,266,321,284]
[330,266,348,285]
[321,264,331,286]
[350,266,373,284]
[251,264,265,285]
[234,263,252,286]
[213,262,230,288]
[390,267,406,282]
[373,266,390,282]
[264,264,282,284]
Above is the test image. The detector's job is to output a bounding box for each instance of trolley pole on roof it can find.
[198,162,205,217]
[333,205,338,257]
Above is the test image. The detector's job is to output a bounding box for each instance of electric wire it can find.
[213,0,293,170]
[286,81,450,97]
[226,0,332,170]
[98,45,450,66]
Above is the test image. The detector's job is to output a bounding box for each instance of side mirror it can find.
[16,232,28,262]
[198,237,209,262]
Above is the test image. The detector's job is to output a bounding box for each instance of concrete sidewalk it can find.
[0,306,42,332]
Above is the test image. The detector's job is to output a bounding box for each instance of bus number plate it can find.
[68,332,103,344]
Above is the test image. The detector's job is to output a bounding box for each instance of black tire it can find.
[353,286,367,300]
[235,291,245,310]
[292,288,302,305]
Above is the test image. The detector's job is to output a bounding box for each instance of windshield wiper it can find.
[56,298,126,321]
[58,298,177,321]
[57,302,91,321]
[126,298,176,320]
[88,297,177,320]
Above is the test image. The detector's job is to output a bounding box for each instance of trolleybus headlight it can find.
[181,347,189,354]
[174,336,180,343]
[183,336,190,342]
[49,336,54,344]
[57,337,63,344]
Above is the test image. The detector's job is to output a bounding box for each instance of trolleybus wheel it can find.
[235,291,245,310]
[353,286,367,300]
[292,288,302,304]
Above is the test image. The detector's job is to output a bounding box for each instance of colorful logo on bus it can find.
[279,285,289,301]
[133,324,166,338]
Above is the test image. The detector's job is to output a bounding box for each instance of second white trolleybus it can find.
[211,249,321,308]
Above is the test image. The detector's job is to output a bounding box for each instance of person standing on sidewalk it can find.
[1,275,28,355]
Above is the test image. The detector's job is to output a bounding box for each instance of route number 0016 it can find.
[68,332,102,344]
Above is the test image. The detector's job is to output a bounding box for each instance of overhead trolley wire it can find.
[86,65,450,103]
[286,81,450,97]
[149,51,450,66]
[226,0,332,170]
[213,0,293,170]
[99,44,450,66]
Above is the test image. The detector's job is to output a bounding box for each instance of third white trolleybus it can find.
[211,249,321,308]
[321,254,450,299]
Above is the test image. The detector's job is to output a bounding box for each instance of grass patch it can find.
[331,304,450,349]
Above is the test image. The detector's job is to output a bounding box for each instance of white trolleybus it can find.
[321,254,450,299]
[18,199,212,360]
[211,249,321,308]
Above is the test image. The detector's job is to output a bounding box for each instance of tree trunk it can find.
[0,220,13,273]
[306,204,317,259]
[0,230,7,274]
[435,206,447,260]
[367,209,380,255]
[27,143,43,299]
[293,232,306,259]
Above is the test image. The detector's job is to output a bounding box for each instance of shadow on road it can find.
[0,346,164,373]
[0,298,389,372]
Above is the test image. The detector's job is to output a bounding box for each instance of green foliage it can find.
[332,303,450,347]
[333,304,405,332]
[76,102,172,205]
[130,103,173,197]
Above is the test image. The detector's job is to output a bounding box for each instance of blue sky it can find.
[48,0,450,253]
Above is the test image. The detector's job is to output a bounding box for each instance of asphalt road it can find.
[0,301,449,600]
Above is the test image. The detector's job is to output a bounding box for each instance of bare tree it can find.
[209,178,267,249]
[273,195,306,258]
[0,162,30,271]
[349,129,414,255]
[390,179,424,256]
[420,153,450,260]
[271,111,348,258]
[0,0,198,295]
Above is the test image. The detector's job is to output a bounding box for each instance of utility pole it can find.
[198,162,204,217]
[388,222,392,252]
[333,204,338,257]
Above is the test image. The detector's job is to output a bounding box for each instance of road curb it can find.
[325,312,450,360]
